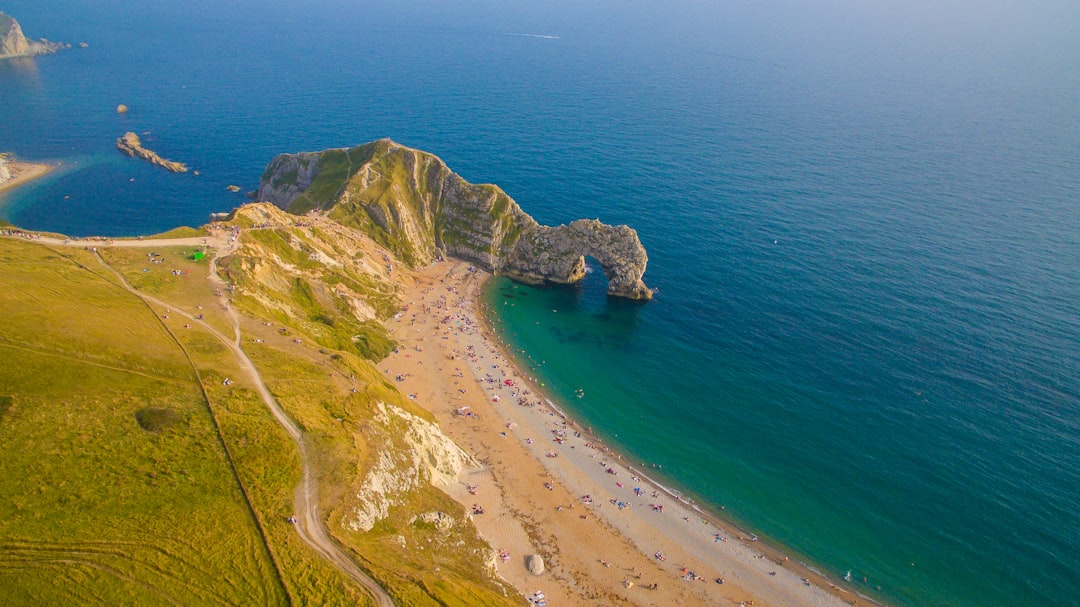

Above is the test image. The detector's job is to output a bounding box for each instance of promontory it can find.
[257,138,652,299]
[0,12,67,60]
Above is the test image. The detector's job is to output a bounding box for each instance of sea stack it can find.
[116,104,129,114]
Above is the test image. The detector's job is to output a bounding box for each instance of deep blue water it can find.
[3,2,1079,605]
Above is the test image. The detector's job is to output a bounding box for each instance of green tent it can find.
[192,251,205,261]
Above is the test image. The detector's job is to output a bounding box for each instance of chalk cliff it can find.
[0,12,67,60]
[258,139,652,299]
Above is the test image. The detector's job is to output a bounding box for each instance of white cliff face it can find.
[0,15,29,58]
[0,156,10,184]
[345,401,477,532]
[255,152,323,208]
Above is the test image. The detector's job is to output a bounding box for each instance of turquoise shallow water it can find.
[3,1,1079,605]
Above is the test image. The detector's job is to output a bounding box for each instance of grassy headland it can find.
[0,206,521,606]
[0,239,292,605]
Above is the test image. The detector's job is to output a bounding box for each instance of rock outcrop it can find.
[344,401,477,532]
[525,554,545,576]
[257,139,652,299]
[0,154,10,184]
[0,12,67,60]
[116,132,188,173]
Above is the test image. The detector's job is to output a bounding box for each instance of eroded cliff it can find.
[0,12,67,60]
[257,139,652,299]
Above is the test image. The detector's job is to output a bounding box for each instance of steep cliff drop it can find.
[257,139,652,300]
[0,12,67,60]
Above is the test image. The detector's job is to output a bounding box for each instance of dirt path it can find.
[37,235,397,607]
[202,254,395,607]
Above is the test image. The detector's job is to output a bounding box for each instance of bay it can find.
[2,1,1078,604]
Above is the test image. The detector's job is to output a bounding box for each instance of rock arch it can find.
[500,219,653,300]
[257,140,653,300]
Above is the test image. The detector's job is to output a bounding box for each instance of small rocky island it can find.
[258,139,652,299]
[0,12,68,60]
[116,132,188,173]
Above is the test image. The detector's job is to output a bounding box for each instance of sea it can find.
[2,1,1078,605]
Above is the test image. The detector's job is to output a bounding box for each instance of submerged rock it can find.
[257,139,652,299]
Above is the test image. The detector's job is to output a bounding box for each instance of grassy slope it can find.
[98,244,374,606]
[286,145,378,216]
[216,226,396,361]
[0,239,370,606]
[0,218,521,606]
[0,240,286,605]
[208,215,520,606]
[308,141,527,270]
[241,325,518,607]
[146,226,209,239]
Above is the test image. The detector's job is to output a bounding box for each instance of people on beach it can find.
[378,261,839,607]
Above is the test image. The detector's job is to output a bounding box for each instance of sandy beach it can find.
[379,260,877,607]
[0,161,55,198]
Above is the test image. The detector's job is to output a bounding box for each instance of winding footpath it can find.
[9,232,395,607]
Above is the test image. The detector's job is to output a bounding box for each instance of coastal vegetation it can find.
[0,139,653,606]
[147,226,208,239]
[0,205,521,605]
[0,239,292,605]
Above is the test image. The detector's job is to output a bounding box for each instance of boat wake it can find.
[502,33,560,40]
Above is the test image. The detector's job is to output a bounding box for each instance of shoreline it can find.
[507,353,885,607]
[478,274,887,607]
[6,221,888,606]
[5,221,890,606]
[380,259,882,607]
[0,161,56,199]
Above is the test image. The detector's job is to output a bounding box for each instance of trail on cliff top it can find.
[35,232,396,607]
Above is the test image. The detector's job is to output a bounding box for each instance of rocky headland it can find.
[257,139,652,299]
[0,12,68,60]
[116,132,188,173]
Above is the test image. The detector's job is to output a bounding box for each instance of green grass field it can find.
[0,216,521,606]
[0,238,369,605]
